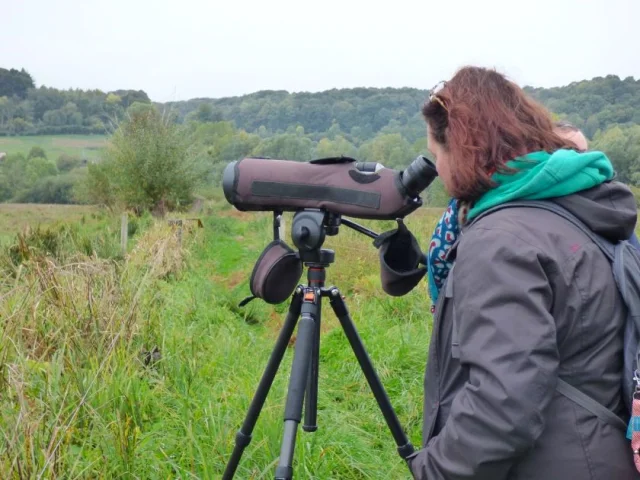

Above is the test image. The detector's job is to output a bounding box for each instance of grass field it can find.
[0,134,107,160]
[0,204,102,240]
[2,195,640,478]
[0,200,439,479]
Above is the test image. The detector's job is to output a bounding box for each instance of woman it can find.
[408,66,639,479]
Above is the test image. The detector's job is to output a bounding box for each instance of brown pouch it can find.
[239,239,303,306]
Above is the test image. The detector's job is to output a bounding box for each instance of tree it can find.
[313,136,357,159]
[14,173,81,204]
[97,106,205,216]
[251,133,314,161]
[28,87,65,121]
[110,90,151,108]
[81,162,117,208]
[0,68,35,99]
[105,93,122,105]
[27,146,47,160]
[25,157,58,185]
[591,124,640,184]
[218,130,261,162]
[184,121,261,184]
[357,133,415,170]
[0,153,28,194]
[584,115,600,138]
[326,121,342,140]
[56,154,83,172]
[0,96,10,126]
[191,103,222,123]
[43,109,66,126]
[9,118,31,134]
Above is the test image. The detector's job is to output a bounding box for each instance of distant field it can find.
[0,134,108,160]
[0,203,101,241]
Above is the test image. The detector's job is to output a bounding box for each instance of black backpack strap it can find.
[474,199,630,431]
[557,379,628,432]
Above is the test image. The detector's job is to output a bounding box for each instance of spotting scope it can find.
[222,155,437,221]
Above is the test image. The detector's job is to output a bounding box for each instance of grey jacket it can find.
[408,181,640,479]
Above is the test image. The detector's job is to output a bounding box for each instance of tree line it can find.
[1,66,639,211]
[0,67,150,135]
[5,66,638,147]
[524,75,640,184]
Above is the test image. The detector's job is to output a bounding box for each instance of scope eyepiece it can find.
[399,155,437,198]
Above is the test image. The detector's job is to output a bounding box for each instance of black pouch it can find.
[239,239,303,306]
[373,219,426,296]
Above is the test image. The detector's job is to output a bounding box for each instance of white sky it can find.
[2,0,638,102]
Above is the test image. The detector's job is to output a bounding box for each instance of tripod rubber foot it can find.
[302,425,318,432]
[397,442,415,459]
[275,466,293,479]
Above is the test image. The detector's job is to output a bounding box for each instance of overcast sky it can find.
[2,0,638,102]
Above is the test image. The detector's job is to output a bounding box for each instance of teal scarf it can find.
[427,149,615,305]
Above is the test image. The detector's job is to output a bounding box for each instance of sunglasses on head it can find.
[429,80,448,111]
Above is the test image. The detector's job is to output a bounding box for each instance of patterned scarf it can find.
[427,198,460,307]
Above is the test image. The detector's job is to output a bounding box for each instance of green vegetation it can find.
[0,135,107,205]
[83,105,206,215]
[0,200,438,478]
[0,203,99,242]
[524,75,640,135]
[1,67,639,208]
[0,67,149,136]
[0,68,34,100]
[0,135,106,160]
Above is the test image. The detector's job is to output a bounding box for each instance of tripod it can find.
[222,210,415,479]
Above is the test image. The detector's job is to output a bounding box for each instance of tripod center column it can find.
[307,265,326,289]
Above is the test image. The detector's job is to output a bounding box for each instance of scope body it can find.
[222,155,437,221]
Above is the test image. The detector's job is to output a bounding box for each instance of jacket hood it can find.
[553,180,637,242]
[467,149,615,220]
[464,148,636,241]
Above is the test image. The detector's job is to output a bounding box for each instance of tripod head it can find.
[289,209,373,266]
[290,210,336,266]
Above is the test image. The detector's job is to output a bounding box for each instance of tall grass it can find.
[0,215,192,478]
[0,201,437,479]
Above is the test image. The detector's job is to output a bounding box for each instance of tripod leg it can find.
[275,289,319,479]
[303,293,320,432]
[327,288,416,463]
[222,291,303,480]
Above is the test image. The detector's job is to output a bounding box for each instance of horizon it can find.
[8,66,640,104]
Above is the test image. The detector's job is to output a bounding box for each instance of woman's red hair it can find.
[422,66,578,201]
